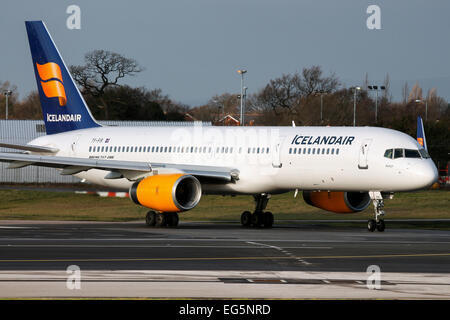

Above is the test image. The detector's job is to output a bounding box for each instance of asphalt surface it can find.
[0,220,449,273]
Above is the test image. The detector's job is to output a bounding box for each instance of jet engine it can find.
[303,191,371,213]
[130,174,202,212]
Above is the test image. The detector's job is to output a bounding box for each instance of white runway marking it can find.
[0,270,449,299]
[247,241,312,265]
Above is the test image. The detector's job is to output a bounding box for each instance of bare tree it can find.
[408,81,422,102]
[402,81,409,104]
[256,73,302,113]
[298,66,340,96]
[70,50,144,119]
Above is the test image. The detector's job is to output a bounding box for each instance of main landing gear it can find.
[145,211,179,228]
[367,191,391,232]
[241,193,274,228]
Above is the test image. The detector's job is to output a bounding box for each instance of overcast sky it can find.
[1,0,450,106]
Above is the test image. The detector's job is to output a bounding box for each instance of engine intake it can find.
[303,191,371,213]
[130,174,202,212]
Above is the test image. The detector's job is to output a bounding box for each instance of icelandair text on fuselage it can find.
[291,135,355,145]
[47,114,82,122]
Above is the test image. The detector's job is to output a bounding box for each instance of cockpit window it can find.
[394,148,404,159]
[404,149,421,158]
[419,148,430,159]
[385,148,427,159]
[384,149,393,159]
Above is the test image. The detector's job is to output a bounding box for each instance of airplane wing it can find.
[0,152,237,182]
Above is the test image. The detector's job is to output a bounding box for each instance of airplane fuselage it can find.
[29,125,438,194]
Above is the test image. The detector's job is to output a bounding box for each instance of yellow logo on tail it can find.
[417,137,424,147]
[36,62,67,106]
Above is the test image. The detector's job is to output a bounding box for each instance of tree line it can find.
[0,50,448,167]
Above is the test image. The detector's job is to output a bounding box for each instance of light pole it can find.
[352,87,361,127]
[368,85,386,123]
[237,69,247,126]
[314,90,326,124]
[415,99,428,121]
[3,90,12,120]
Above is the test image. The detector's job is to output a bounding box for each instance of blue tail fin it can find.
[25,21,100,135]
[417,116,428,151]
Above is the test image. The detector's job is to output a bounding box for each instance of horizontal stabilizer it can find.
[0,142,58,153]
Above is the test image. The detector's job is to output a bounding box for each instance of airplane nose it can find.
[418,160,438,188]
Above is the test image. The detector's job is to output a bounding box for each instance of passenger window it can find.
[394,148,403,159]
[336,148,339,155]
[405,149,421,158]
[384,149,393,159]
[289,148,292,154]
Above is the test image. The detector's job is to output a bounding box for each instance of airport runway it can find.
[0,220,449,298]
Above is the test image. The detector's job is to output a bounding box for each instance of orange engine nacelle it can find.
[303,191,371,213]
[129,174,202,212]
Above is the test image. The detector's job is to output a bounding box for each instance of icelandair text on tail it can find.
[47,114,82,122]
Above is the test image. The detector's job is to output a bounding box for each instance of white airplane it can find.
[0,21,438,232]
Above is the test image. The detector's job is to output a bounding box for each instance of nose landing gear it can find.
[241,193,274,228]
[368,191,392,232]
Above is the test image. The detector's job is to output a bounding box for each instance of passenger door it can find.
[71,134,82,156]
[272,137,285,168]
[358,138,372,169]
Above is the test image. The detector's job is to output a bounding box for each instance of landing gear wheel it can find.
[369,192,388,232]
[376,219,385,232]
[251,212,264,228]
[263,211,274,228]
[145,211,156,227]
[155,213,167,227]
[241,211,252,227]
[367,219,376,232]
[166,213,179,227]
